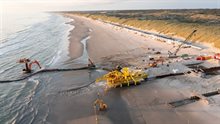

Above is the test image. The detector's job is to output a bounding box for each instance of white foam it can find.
[47,15,75,66]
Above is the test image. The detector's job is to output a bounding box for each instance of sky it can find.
[1,0,220,12]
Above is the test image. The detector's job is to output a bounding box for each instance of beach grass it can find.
[70,9,220,49]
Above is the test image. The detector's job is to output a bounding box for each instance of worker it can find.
[93,93,108,111]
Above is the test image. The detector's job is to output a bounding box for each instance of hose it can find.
[0,66,93,83]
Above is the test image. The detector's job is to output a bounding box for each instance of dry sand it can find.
[51,13,220,124]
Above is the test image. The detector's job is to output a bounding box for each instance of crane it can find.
[168,30,197,58]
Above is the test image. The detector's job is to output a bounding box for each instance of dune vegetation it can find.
[68,9,220,49]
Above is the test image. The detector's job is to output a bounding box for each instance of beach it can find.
[1,1,219,123]
[2,12,219,124]
[46,13,220,124]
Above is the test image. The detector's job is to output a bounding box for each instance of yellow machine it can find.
[94,98,108,111]
[96,67,147,88]
[94,93,108,111]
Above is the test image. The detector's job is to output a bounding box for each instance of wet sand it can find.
[49,13,220,124]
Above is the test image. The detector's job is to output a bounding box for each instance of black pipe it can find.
[0,66,93,83]
[169,90,220,108]
[1,66,220,84]
[202,90,220,97]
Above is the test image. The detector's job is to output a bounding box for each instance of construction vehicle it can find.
[196,54,220,62]
[93,93,108,111]
[18,58,41,73]
[96,67,147,89]
[168,30,197,58]
[196,56,212,61]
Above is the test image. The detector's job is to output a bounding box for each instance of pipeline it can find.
[1,66,220,84]
[59,80,96,94]
[169,90,220,108]
[0,66,94,83]
[145,66,220,81]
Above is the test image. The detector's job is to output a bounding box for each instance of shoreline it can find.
[63,13,220,63]
[64,14,92,60]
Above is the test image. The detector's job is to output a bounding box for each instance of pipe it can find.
[0,66,94,83]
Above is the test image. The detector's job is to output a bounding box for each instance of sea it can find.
[0,11,76,124]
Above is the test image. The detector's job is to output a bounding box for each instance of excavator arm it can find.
[28,60,41,70]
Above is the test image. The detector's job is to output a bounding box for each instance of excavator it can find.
[18,58,41,73]
[168,30,197,58]
[93,93,108,111]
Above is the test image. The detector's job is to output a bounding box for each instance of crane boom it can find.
[169,30,197,57]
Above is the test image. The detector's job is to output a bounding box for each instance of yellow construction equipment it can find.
[94,98,108,111]
[96,67,147,88]
[94,93,108,111]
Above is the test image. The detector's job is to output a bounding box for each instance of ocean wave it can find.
[48,50,62,66]
[0,13,77,124]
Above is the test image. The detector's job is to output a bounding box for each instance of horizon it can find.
[1,0,220,13]
[56,8,220,12]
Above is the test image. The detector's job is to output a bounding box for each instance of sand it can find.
[49,13,220,124]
